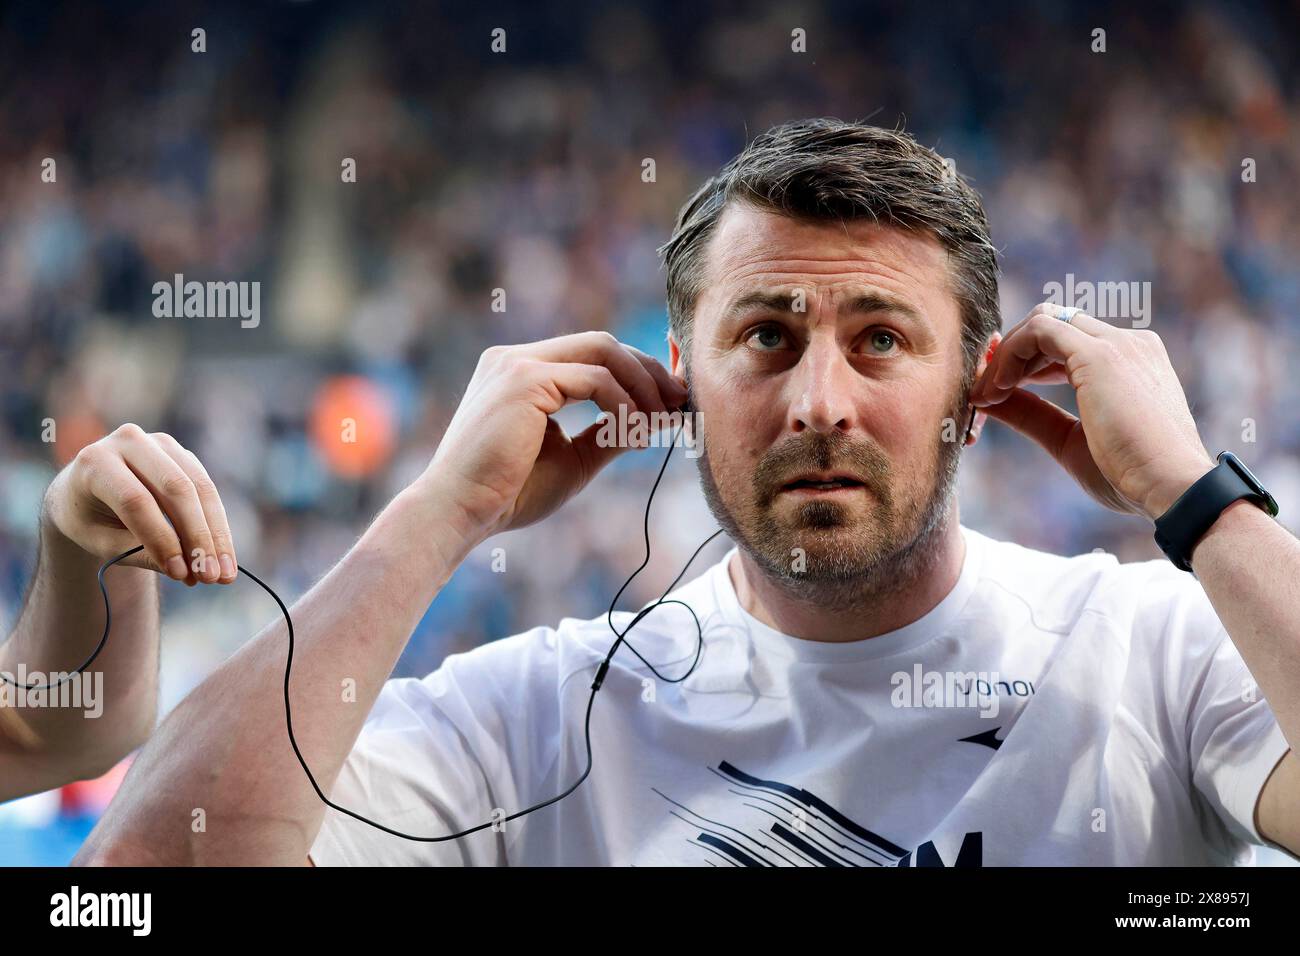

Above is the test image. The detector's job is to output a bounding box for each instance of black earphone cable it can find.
[0,545,137,692]
[4,421,721,843]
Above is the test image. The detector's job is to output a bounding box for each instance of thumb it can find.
[569,417,635,480]
[115,545,204,586]
[979,387,1078,463]
[99,542,169,576]
[117,547,167,575]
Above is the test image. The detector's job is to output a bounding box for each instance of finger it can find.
[569,416,635,478]
[621,349,690,440]
[521,332,671,416]
[972,303,1095,399]
[622,344,690,410]
[979,387,1079,463]
[78,448,185,578]
[1018,302,1119,342]
[535,361,640,425]
[152,433,237,584]
[1023,363,1070,386]
[1021,354,1069,385]
[974,313,1101,405]
[1037,304,1118,338]
[992,301,1062,345]
[111,428,220,583]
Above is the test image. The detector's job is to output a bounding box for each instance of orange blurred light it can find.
[52,413,107,468]
[309,375,397,478]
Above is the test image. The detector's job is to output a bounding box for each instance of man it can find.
[1,426,237,803]
[76,119,1299,866]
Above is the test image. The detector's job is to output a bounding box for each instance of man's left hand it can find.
[971,302,1216,520]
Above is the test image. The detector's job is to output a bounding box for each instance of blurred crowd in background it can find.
[3,0,1300,863]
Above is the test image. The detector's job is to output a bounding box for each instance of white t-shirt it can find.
[309,525,1293,866]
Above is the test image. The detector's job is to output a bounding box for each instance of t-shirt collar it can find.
[710,525,986,664]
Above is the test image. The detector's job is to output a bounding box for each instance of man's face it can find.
[671,202,982,596]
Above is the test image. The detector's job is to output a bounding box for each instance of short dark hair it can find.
[658,118,1000,379]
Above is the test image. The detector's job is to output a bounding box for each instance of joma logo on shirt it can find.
[891,664,1036,718]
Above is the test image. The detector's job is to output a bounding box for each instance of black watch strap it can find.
[1153,452,1279,573]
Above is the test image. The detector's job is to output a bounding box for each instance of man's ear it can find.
[964,332,1002,446]
[666,334,695,414]
[974,332,1001,383]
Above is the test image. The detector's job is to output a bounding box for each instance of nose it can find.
[786,334,859,435]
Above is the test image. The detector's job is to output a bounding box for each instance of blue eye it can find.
[748,325,786,350]
[868,329,897,353]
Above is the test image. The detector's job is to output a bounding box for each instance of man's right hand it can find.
[69,333,686,865]
[421,332,688,543]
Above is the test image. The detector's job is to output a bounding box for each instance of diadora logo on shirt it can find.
[653,761,983,867]
[890,664,1036,719]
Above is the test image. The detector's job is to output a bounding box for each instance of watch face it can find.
[1221,452,1280,517]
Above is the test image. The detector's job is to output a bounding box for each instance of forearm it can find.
[0,511,159,796]
[74,479,481,865]
[1190,500,1300,749]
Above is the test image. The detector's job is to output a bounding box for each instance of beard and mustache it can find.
[688,372,972,611]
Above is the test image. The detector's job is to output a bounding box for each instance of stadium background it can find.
[3,0,1300,865]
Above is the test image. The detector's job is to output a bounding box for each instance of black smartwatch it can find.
[1153,451,1279,573]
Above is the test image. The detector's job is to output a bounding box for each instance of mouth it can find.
[779,472,868,496]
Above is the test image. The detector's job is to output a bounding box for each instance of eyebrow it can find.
[722,289,926,325]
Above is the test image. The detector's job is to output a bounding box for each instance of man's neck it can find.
[728,514,968,644]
